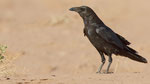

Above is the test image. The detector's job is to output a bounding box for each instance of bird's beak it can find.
[69,7,81,12]
[69,7,76,11]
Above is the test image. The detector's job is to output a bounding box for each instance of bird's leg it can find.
[96,52,105,73]
[106,55,112,73]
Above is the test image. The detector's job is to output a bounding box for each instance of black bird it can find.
[69,6,147,73]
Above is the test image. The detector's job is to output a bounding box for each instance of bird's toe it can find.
[96,71,101,74]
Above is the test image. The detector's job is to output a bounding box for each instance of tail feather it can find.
[126,46,137,54]
[119,47,147,63]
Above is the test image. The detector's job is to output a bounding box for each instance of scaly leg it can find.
[106,54,112,73]
[96,52,105,73]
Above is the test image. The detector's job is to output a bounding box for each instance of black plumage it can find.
[69,6,147,73]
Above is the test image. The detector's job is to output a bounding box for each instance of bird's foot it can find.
[96,71,102,74]
[103,71,109,74]
[103,71,113,74]
[96,70,113,74]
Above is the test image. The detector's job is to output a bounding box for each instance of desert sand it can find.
[0,0,150,84]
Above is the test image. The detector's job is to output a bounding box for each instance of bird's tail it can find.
[119,47,147,63]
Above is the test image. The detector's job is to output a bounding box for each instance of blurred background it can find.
[0,0,150,83]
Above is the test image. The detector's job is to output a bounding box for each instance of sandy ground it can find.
[0,0,150,84]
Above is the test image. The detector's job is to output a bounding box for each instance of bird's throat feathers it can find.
[81,13,104,26]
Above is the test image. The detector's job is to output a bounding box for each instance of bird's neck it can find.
[82,13,105,27]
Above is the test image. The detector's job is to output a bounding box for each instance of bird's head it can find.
[69,6,94,18]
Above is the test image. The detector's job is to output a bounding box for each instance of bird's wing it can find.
[96,26,124,49]
[115,33,131,45]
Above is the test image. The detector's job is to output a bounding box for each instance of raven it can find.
[69,6,147,73]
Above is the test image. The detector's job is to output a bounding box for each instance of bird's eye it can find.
[80,8,85,11]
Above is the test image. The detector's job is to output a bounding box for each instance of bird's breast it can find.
[86,28,101,42]
[87,28,95,35]
[87,29,93,35]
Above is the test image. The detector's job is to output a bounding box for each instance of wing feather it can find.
[96,26,124,49]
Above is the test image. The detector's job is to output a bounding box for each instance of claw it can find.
[96,71,101,74]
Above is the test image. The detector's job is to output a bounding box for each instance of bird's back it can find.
[84,24,120,55]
